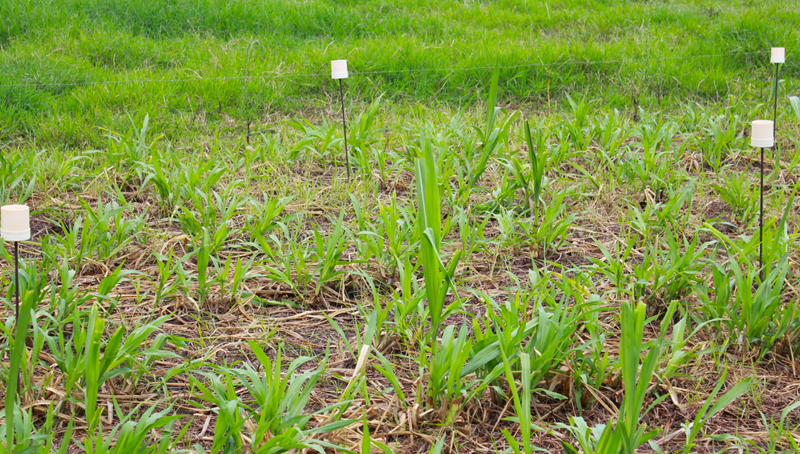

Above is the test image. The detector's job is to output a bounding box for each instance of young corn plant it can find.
[501,120,549,214]
[258,226,314,299]
[680,366,752,454]
[44,305,175,430]
[55,196,145,270]
[662,313,698,379]
[0,150,37,207]
[500,351,536,454]
[310,210,348,296]
[215,254,260,305]
[454,205,492,261]
[0,405,72,454]
[728,254,791,351]
[79,403,185,454]
[2,260,44,454]
[147,151,228,214]
[152,250,180,306]
[415,135,467,417]
[415,136,462,342]
[617,300,677,453]
[711,171,760,225]
[284,118,338,163]
[571,295,616,412]
[630,232,709,312]
[488,297,546,454]
[561,301,677,454]
[515,188,575,258]
[756,400,800,454]
[694,113,743,175]
[103,114,154,169]
[177,188,244,250]
[423,324,474,423]
[350,192,415,275]
[479,271,585,447]
[388,257,426,345]
[457,68,519,207]
[246,195,291,241]
[590,233,636,302]
[563,93,595,151]
[191,342,353,453]
[620,148,671,196]
[347,95,384,175]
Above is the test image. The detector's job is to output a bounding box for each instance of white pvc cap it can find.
[771,47,785,64]
[751,120,774,148]
[331,60,348,79]
[1,205,31,241]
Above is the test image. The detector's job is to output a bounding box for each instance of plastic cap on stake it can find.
[1,205,31,241]
[771,47,785,64]
[751,120,774,148]
[331,60,348,79]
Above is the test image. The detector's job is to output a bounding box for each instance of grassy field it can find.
[2,0,800,453]
[1,0,799,145]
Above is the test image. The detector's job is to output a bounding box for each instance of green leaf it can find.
[789,96,800,123]
[429,437,446,454]
[706,377,752,420]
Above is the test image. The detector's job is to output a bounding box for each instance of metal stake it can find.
[14,241,19,327]
[338,78,351,180]
[772,63,781,145]
[759,146,764,282]
[761,62,781,281]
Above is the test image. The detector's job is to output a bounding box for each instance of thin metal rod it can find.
[338,79,351,180]
[759,146,764,282]
[772,63,780,142]
[761,63,780,282]
[14,241,19,327]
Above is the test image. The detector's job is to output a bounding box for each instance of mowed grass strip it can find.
[0,0,798,146]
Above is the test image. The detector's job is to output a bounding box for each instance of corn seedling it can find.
[80,403,185,454]
[711,171,761,224]
[0,151,37,207]
[0,405,72,454]
[630,232,708,312]
[414,136,462,342]
[191,342,354,453]
[347,95,384,174]
[564,94,595,151]
[681,367,752,454]
[515,187,575,258]
[284,118,338,163]
[621,301,678,451]
[729,254,791,349]
[559,302,676,454]
[694,113,743,174]
[311,210,348,296]
[757,400,800,454]
[2,260,42,454]
[423,324,474,422]
[246,195,291,241]
[458,67,519,206]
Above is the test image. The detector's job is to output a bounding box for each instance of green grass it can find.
[1,0,799,147]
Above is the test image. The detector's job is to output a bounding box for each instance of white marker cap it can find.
[331,60,348,79]
[751,120,774,148]
[1,205,31,241]
[771,47,785,64]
